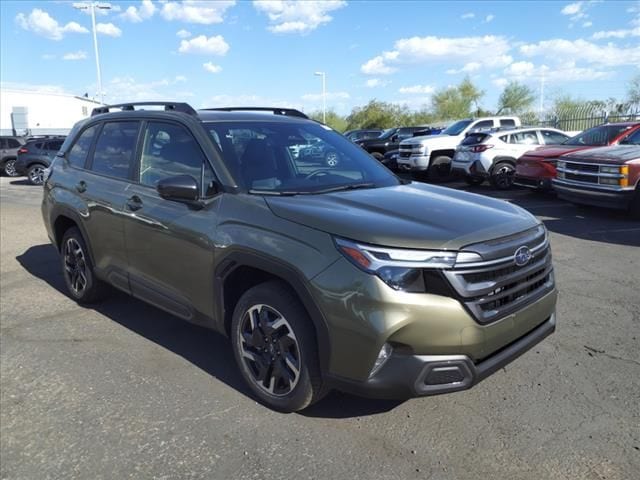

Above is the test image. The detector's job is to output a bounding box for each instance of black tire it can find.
[464,175,484,186]
[3,158,19,177]
[428,155,452,181]
[371,152,384,162]
[230,280,326,412]
[60,227,108,304]
[490,161,516,190]
[27,163,47,185]
[324,150,339,168]
[629,188,640,220]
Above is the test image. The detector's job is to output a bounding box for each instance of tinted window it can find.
[540,130,570,145]
[461,133,490,145]
[139,122,207,188]
[7,139,21,148]
[46,140,64,151]
[473,120,494,130]
[90,122,139,179]
[500,119,516,127]
[67,125,99,168]
[509,131,539,145]
[33,142,44,150]
[619,129,640,145]
[0,139,6,149]
[442,120,473,135]
[564,125,631,146]
[397,128,415,140]
[206,121,399,193]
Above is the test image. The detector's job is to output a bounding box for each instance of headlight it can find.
[334,237,468,293]
[600,166,620,174]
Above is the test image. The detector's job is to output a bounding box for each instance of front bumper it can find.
[329,313,556,399]
[514,176,553,190]
[553,180,634,209]
[397,154,429,172]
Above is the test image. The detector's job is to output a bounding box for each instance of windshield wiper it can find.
[312,182,377,194]
[248,189,300,196]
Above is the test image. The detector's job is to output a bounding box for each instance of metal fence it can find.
[521,104,640,132]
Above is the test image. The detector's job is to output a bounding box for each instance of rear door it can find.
[74,121,141,291]
[122,120,222,323]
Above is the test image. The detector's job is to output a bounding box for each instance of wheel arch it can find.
[215,251,332,375]
[50,207,96,266]
[430,149,456,162]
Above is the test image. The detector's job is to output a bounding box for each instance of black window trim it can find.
[85,120,143,183]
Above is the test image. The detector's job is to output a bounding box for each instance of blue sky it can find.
[1,0,639,115]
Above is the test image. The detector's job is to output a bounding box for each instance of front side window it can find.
[619,128,640,145]
[509,131,539,145]
[139,121,207,189]
[540,130,570,145]
[206,121,399,194]
[67,125,99,168]
[90,121,140,179]
[564,125,631,146]
[442,120,473,136]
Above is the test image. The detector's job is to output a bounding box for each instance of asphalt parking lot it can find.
[1,175,639,480]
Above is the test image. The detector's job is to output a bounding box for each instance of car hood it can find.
[402,134,460,148]
[521,145,591,159]
[562,144,640,163]
[265,183,539,251]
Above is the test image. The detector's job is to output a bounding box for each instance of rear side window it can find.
[32,142,44,150]
[500,119,516,127]
[619,129,640,145]
[540,130,570,145]
[472,120,494,130]
[509,131,539,145]
[7,139,21,148]
[46,140,64,151]
[461,133,490,145]
[90,121,140,180]
[67,125,99,168]
[139,122,207,188]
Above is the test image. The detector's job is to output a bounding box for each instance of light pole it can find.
[73,2,111,104]
[314,71,326,123]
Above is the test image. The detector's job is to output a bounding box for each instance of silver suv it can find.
[451,127,570,189]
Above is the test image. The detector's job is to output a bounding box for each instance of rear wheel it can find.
[231,281,326,412]
[27,163,47,185]
[371,152,384,162]
[490,162,515,190]
[3,159,19,177]
[60,227,108,304]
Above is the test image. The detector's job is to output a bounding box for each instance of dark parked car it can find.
[16,137,66,185]
[355,127,426,161]
[343,129,383,142]
[42,102,556,412]
[1,136,27,176]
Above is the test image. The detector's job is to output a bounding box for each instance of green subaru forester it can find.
[41,103,557,412]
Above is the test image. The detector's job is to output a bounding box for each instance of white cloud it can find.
[364,78,389,88]
[592,27,640,39]
[96,23,122,37]
[484,14,495,23]
[582,21,592,28]
[446,61,482,74]
[500,61,612,84]
[15,9,88,41]
[176,29,192,38]
[361,35,512,75]
[301,91,350,102]
[520,38,640,67]
[492,78,509,88]
[121,0,156,22]
[461,12,475,19]
[0,81,68,95]
[253,0,346,34]
[161,0,236,24]
[175,75,187,82]
[203,61,222,74]
[178,35,229,55]
[205,94,300,110]
[63,50,88,61]
[100,76,189,103]
[561,2,583,16]
[398,84,435,95]
[41,54,56,60]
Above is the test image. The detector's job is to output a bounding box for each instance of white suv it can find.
[451,127,570,189]
[397,116,521,178]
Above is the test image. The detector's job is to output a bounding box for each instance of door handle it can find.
[126,195,143,211]
[75,181,87,193]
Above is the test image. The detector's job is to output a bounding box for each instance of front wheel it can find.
[27,163,47,185]
[490,162,516,190]
[231,281,326,412]
[3,159,19,177]
[428,155,452,181]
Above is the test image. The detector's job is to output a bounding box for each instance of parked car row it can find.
[0,135,66,184]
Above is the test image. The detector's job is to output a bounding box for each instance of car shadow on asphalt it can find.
[9,179,34,186]
[16,244,404,418]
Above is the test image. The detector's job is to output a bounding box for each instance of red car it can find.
[514,122,640,190]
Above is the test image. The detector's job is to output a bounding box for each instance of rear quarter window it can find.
[461,133,490,145]
[7,139,21,148]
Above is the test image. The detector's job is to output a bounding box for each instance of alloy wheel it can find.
[494,164,515,189]
[28,166,45,185]
[4,160,18,177]
[64,238,88,295]
[238,304,301,396]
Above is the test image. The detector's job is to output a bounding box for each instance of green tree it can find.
[496,81,536,114]
[626,74,640,105]
[309,109,348,132]
[345,100,404,130]
[431,76,484,120]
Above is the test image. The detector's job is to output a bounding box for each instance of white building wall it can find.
[0,89,101,136]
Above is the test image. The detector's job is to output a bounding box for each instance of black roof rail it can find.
[202,107,309,119]
[91,102,197,117]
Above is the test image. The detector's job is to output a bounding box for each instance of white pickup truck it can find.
[397,116,521,178]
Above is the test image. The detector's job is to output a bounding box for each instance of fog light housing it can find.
[599,177,618,185]
[369,343,393,378]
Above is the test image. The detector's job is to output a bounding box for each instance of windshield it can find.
[441,120,473,136]
[206,121,400,194]
[378,128,396,139]
[563,125,632,146]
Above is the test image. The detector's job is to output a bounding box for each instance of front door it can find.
[122,120,221,323]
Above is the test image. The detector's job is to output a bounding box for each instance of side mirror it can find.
[156,175,199,202]
[391,134,399,142]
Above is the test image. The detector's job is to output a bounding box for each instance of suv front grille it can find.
[443,231,554,324]
[399,144,420,157]
[565,162,598,173]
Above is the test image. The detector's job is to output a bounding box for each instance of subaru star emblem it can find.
[514,246,532,267]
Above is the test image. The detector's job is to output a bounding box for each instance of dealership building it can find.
[0,89,102,136]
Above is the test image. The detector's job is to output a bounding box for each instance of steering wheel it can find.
[304,169,332,180]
